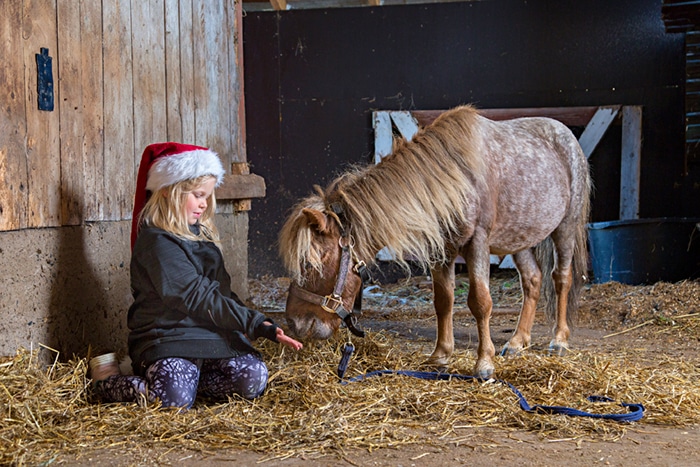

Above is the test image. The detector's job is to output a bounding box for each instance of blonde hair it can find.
[139,175,220,243]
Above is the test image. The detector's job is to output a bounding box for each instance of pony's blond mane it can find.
[279,105,487,283]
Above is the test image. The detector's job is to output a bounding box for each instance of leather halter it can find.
[288,204,371,337]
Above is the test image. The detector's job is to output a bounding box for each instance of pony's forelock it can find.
[278,193,327,284]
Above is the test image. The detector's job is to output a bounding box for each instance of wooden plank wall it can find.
[0,0,244,231]
[662,0,700,172]
[685,30,700,171]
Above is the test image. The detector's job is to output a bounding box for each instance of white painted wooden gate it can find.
[372,106,643,267]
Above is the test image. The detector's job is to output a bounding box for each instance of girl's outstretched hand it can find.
[276,327,303,350]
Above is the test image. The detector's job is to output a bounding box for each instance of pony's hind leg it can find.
[426,263,456,368]
[501,248,541,355]
[548,229,576,356]
[549,261,573,356]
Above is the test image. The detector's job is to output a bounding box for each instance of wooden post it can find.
[620,106,642,220]
[373,111,392,164]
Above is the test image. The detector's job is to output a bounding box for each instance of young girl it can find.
[90,142,302,409]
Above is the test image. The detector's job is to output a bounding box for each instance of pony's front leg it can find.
[464,243,495,379]
[426,263,455,367]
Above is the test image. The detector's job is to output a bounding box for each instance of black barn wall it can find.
[243,0,694,278]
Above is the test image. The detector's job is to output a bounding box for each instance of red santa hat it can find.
[131,142,225,249]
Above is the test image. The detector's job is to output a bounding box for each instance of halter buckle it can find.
[353,260,366,274]
[321,294,343,314]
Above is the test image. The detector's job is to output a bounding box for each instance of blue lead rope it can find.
[337,344,644,422]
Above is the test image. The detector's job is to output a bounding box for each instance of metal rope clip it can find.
[337,340,355,380]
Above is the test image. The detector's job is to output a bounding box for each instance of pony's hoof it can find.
[473,363,494,380]
[500,343,523,356]
[421,358,449,372]
[548,341,569,356]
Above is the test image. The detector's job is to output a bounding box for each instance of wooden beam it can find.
[578,105,621,158]
[216,173,266,201]
[390,111,420,140]
[412,106,602,128]
[270,0,287,10]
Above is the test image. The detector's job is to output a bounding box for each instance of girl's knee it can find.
[146,357,200,409]
[223,355,269,399]
[239,363,268,399]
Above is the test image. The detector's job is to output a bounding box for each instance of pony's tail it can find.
[569,179,592,323]
[535,188,591,325]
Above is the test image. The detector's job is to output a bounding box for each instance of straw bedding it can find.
[1,274,699,465]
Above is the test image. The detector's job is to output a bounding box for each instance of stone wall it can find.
[0,212,249,363]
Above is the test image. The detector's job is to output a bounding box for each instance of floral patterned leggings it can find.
[95,354,268,410]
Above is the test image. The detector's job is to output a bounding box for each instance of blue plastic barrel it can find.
[587,218,700,284]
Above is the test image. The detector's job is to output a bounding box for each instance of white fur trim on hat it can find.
[146,149,225,192]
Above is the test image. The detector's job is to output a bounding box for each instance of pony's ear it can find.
[301,208,330,234]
